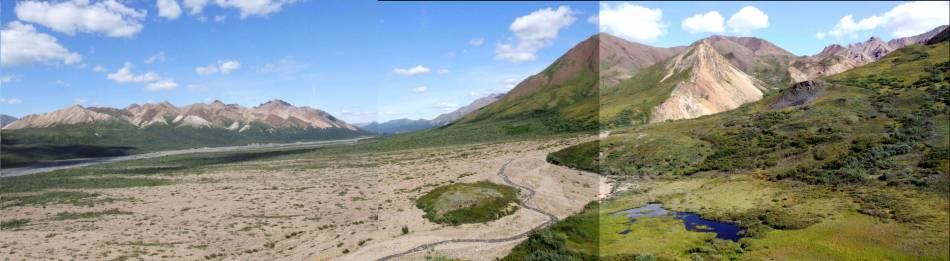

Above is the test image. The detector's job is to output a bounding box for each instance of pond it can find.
[617,203,744,242]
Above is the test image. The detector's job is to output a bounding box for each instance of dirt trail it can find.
[375,159,558,260]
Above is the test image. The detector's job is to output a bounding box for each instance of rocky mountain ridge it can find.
[3,99,358,132]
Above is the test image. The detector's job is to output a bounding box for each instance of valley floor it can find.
[0,136,606,260]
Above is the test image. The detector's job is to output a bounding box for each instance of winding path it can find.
[377,159,559,261]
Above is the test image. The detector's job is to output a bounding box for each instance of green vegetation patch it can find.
[415,181,519,225]
[1,218,30,230]
[53,208,132,220]
[1,191,104,209]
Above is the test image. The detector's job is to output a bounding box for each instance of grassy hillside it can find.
[1,122,368,167]
[506,42,950,260]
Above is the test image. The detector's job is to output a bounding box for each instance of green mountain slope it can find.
[456,34,600,133]
[507,40,949,260]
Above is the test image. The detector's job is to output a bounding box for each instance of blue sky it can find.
[0,0,598,123]
[1,1,947,123]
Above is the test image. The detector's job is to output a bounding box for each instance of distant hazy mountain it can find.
[4,99,358,132]
[791,25,948,81]
[431,93,504,126]
[360,118,434,134]
[359,93,504,134]
[0,114,17,127]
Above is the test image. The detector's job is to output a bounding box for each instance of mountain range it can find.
[455,25,948,130]
[3,99,358,132]
[358,93,504,134]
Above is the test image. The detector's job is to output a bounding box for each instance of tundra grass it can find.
[53,208,132,220]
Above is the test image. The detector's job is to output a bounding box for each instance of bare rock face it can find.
[770,80,827,109]
[792,25,948,80]
[651,40,766,123]
[3,100,358,132]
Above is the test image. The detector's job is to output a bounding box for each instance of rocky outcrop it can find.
[770,80,827,109]
[651,40,766,123]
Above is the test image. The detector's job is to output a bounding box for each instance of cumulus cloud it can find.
[727,6,769,34]
[93,65,107,72]
[145,51,166,64]
[0,98,23,105]
[183,0,299,18]
[682,11,724,34]
[108,62,161,83]
[411,86,427,93]
[495,6,576,63]
[469,38,484,46]
[158,0,182,20]
[596,3,665,42]
[1,22,82,67]
[146,79,178,91]
[196,60,241,75]
[15,0,146,38]
[817,1,949,40]
[393,65,431,76]
[437,69,449,74]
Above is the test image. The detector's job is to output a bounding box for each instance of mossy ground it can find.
[415,181,520,225]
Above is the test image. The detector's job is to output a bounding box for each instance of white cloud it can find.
[0,98,22,105]
[93,65,107,72]
[727,6,769,34]
[145,51,166,64]
[495,6,576,63]
[258,57,305,74]
[55,80,67,85]
[411,86,427,93]
[183,0,299,18]
[437,69,449,74]
[15,0,146,38]
[196,60,241,75]
[817,1,949,40]
[75,97,89,104]
[214,15,226,22]
[158,0,182,20]
[1,21,82,67]
[682,11,724,34]
[146,79,178,91]
[433,102,458,112]
[183,0,209,15]
[503,78,520,89]
[393,65,431,76]
[596,2,665,42]
[219,60,240,73]
[1,75,20,84]
[469,38,484,46]
[108,62,161,84]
